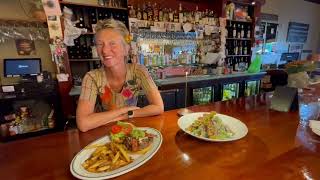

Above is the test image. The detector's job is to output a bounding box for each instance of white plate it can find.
[70,127,162,180]
[309,120,320,136]
[311,128,320,136]
[178,112,248,142]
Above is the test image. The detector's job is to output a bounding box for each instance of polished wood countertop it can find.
[1,92,320,179]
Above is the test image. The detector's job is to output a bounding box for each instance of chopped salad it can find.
[186,112,234,139]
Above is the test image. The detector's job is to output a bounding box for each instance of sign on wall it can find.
[287,22,309,43]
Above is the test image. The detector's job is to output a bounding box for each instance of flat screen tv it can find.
[4,58,42,77]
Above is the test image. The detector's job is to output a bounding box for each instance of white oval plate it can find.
[178,112,248,142]
[70,127,162,180]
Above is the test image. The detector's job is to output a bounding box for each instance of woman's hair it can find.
[95,19,129,44]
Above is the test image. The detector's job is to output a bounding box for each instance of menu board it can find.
[287,22,309,43]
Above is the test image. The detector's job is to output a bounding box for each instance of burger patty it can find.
[124,134,154,152]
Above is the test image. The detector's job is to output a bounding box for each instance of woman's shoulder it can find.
[84,68,105,79]
[128,63,148,73]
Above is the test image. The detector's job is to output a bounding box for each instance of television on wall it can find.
[4,58,42,77]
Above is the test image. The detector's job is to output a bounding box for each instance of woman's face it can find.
[95,29,129,68]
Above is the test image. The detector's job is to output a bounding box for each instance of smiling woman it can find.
[76,19,164,132]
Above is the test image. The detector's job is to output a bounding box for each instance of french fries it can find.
[82,142,132,173]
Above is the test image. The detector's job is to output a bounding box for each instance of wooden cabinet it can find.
[0,82,63,142]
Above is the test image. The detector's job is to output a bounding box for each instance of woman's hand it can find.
[76,101,140,132]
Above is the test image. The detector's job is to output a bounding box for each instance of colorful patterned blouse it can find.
[79,64,156,111]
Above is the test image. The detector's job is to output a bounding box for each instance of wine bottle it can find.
[243,41,248,55]
[232,24,236,38]
[240,25,244,38]
[247,26,251,38]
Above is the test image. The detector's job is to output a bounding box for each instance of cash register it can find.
[1,58,55,96]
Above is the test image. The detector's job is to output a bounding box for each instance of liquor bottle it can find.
[237,24,241,38]
[159,6,163,22]
[232,24,236,38]
[129,5,135,18]
[137,6,142,20]
[202,9,208,25]
[179,3,184,23]
[173,10,179,23]
[163,8,169,22]
[208,11,214,26]
[142,3,148,20]
[169,8,174,22]
[153,3,159,21]
[147,2,153,21]
[240,25,244,38]
[89,9,97,25]
[183,10,188,23]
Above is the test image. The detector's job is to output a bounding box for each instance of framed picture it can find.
[15,39,36,55]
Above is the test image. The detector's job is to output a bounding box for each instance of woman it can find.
[76,19,164,132]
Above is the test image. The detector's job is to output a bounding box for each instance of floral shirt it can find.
[79,64,156,111]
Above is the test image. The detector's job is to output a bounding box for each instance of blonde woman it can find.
[76,19,164,132]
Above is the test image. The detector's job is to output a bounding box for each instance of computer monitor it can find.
[4,58,42,78]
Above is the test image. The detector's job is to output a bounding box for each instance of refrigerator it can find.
[222,83,239,101]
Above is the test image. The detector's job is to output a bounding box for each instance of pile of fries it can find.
[82,142,132,173]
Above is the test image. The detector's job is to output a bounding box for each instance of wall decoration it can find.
[15,39,36,55]
[42,0,62,16]
[47,16,63,39]
[287,22,309,43]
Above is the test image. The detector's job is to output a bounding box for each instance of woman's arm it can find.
[76,100,140,132]
[130,65,164,118]
[131,87,164,118]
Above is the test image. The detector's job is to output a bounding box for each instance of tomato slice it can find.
[111,125,122,134]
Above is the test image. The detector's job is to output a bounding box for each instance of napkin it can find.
[309,120,320,136]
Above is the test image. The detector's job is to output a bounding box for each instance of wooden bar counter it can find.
[1,89,320,179]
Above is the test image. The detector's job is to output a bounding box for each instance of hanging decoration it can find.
[62,6,87,46]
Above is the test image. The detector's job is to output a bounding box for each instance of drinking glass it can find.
[299,93,320,126]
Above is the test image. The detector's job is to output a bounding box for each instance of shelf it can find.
[1,127,58,142]
[69,58,100,62]
[60,1,127,10]
[226,38,252,41]
[227,19,252,23]
[227,0,254,6]
[226,55,251,57]
[0,18,47,24]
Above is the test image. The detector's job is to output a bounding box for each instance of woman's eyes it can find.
[95,41,118,47]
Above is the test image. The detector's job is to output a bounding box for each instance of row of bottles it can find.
[225,40,250,56]
[225,56,251,72]
[128,3,219,26]
[64,6,128,32]
[226,21,251,39]
[68,35,97,59]
[97,0,127,8]
[137,43,199,67]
